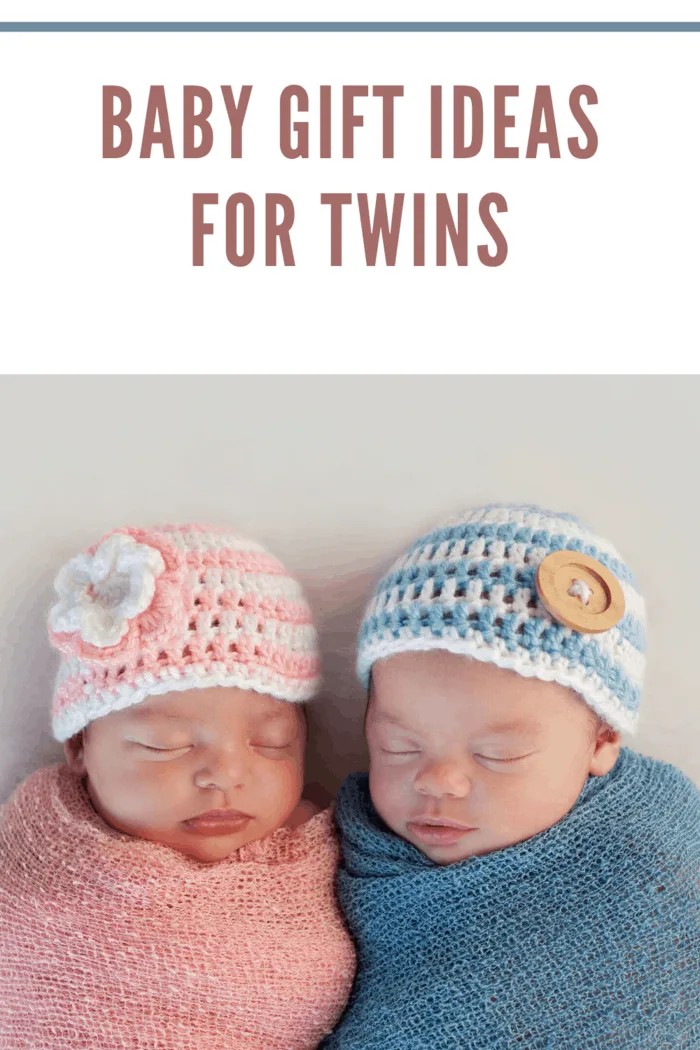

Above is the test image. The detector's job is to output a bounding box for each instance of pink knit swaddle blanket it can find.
[0,766,356,1050]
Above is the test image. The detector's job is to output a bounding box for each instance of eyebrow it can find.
[371,712,541,735]
[128,709,192,724]
[479,721,543,735]
[254,709,296,722]
[370,712,412,729]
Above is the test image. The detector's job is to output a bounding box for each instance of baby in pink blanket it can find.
[0,524,355,1050]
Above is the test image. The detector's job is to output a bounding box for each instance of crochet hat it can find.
[48,524,320,741]
[357,504,646,733]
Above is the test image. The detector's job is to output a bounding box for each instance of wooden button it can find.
[535,550,625,634]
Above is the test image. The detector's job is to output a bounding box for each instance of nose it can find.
[193,747,247,792]
[414,759,472,799]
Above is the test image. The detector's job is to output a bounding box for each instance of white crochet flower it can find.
[50,534,166,648]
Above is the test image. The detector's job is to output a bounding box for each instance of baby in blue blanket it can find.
[324,503,699,1050]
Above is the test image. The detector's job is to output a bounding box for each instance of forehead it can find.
[372,650,527,703]
[369,650,568,733]
[118,687,301,727]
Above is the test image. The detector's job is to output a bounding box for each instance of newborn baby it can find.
[325,504,699,1050]
[0,524,355,1050]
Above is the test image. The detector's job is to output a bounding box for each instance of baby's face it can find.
[366,651,620,865]
[67,686,306,862]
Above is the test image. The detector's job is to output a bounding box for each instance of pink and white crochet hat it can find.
[48,524,320,741]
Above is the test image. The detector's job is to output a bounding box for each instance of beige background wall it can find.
[0,375,697,801]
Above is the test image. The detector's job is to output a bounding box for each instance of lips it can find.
[182,809,253,837]
[407,817,477,847]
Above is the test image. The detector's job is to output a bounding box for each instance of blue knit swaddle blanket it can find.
[323,748,699,1050]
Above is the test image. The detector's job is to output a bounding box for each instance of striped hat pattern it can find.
[357,504,646,733]
[48,523,320,741]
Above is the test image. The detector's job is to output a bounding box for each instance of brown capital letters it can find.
[280,86,309,159]
[220,85,252,159]
[320,85,332,158]
[358,194,404,265]
[526,86,560,158]
[184,86,214,159]
[265,194,296,266]
[225,194,255,266]
[494,86,519,159]
[372,86,404,159]
[413,194,426,266]
[477,193,508,267]
[192,193,218,266]
[343,86,368,158]
[454,87,484,159]
[103,86,132,158]
[321,193,352,265]
[436,194,468,266]
[430,86,443,159]
[140,86,175,159]
[568,85,598,159]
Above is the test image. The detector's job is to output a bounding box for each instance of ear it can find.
[588,725,621,777]
[63,732,86,775]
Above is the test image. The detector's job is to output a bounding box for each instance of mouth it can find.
[406,817,478,847]
[182,809,254,837]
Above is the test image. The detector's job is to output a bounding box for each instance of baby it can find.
[324,504,699,1050]
[0,524,355,1050]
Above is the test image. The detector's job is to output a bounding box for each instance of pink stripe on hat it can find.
[48,524,320,741]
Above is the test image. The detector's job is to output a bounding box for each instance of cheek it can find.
[116,770,180,823]
[85,745,195,825]
[251,754,304,821]
[369,761,414,826]
[491,760,588,838]
[534,761,589,825]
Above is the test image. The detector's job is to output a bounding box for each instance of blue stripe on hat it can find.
[399,524,639,590]
[372,558,645,653]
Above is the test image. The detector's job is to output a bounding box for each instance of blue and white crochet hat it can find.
[357,504,646,734]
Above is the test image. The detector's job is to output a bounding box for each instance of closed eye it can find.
[380,747,422,756]
[475,753,533,764]
[136,743,193,756]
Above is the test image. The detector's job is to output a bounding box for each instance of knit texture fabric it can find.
[0,765,356,1050]
[358,504,645,732]
[323,749,699,1050]
[48,523,320,741]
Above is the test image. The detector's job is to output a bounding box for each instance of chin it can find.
[158,825,261,863]
[183,844,233,863]
[401,826,492,866]
[414,841,481,865]
[175,835,248,863]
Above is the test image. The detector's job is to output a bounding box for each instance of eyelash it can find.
[139,744,192,755]
[475,754,530,764]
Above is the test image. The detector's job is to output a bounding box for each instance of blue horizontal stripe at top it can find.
[1,22,699,32]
